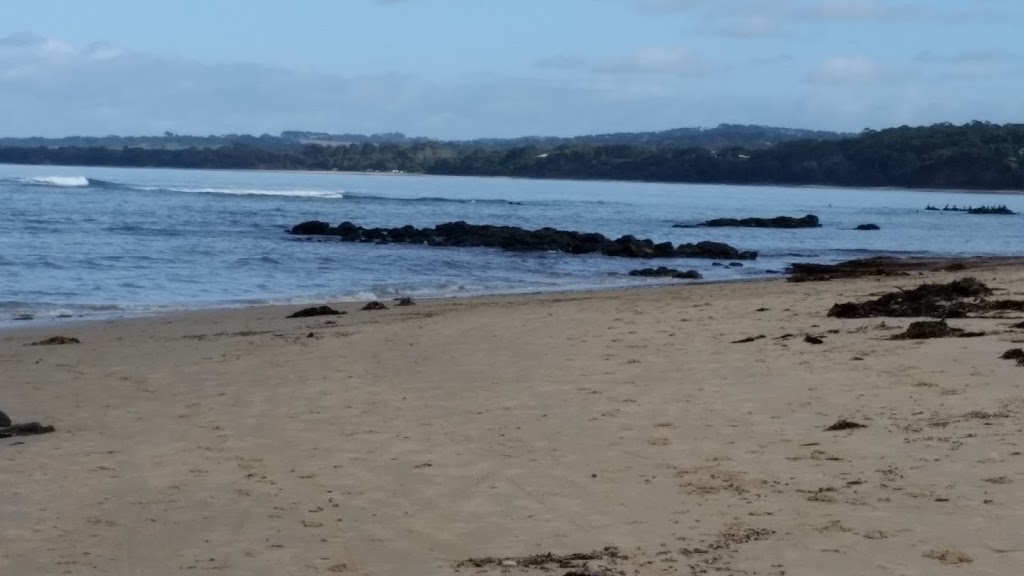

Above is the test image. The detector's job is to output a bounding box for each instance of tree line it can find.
[2,121,1021,190]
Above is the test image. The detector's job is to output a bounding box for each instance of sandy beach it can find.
[3,267,1024,575]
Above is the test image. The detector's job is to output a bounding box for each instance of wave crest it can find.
[19,175,92,187]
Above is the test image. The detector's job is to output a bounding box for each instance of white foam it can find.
[20,176,90,187]
[150,186,344,199]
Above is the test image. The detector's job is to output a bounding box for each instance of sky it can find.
[1,0,1021,139]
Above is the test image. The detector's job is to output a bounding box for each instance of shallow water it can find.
[2,164,1023,323]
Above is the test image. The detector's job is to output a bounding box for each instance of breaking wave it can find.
[18,175,93,187]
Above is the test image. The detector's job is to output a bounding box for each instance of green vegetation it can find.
[0,124,845,151]
[2,121,1022,191]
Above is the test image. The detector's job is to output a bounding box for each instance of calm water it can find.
[2,164,1023,323]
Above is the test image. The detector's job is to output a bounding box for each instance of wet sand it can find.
[3,266,1024,575]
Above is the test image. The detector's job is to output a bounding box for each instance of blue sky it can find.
[1,0,1021,138]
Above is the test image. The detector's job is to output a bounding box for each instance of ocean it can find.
[2,163,1023,324]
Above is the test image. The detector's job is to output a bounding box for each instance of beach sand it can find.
[3,267,1024,575]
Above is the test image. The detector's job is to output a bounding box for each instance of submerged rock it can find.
[290,220,758,260]
[680,214,820,229]
[855,223,881,230]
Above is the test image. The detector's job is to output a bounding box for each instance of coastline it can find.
[4,261,1024,574]
[6,161,1024,195]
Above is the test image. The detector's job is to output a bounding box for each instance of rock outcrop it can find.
[629,267,703,279]
[290,220,758,260]
[677,214,820,229]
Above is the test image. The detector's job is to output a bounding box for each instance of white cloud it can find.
[535,55,588,71]
[714,16,787,37]
[799,0,926,21]
[805,56,886,84]
[0,32,1021,139]
[594,46,720,77]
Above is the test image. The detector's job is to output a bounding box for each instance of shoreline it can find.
[4,261,1024,574]
[5,161,1024,195]
[5,261,1024,574]
[7,254,1024,334]
[0,275,784,335]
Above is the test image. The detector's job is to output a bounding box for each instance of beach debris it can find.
[456,546,627,573]
[361,301,388,311]
[287,306,344,318]
[827,277,1017,319]
[1,421,56,439]
[732,335,766,344]
[755,307,770,312]
[923,548,974,564]
[395,297,416,306]
[290,220,758,260]
[890,320,985,340]
[804,335,825,345]
[678,214,820,229]
[855,223,880,230]
[629,267,702,280]
[27,336,80,346]
[825,419,866,431]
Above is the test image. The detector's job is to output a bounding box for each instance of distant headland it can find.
[2,121,1022,191]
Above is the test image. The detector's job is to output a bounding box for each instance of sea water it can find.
[2,163,1023,323]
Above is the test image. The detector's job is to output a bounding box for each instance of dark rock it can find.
[925,204,1017,215]
[787,257,914,282]
[395,297,416,306]
[361,301,388,311]
[825,419,866,431]
[1000,348,1024,361]
[728,262,744,267]
[688,214,820,229]
[0,422,56,438]
[287,306,344,318]
[290,220,757,260]
[968,205,1017,215]
[804,335,825,345]
[628,267,702,280]
[890,320,985,340]
[828,278,996,319]
[27,336,80,346]
[856,223,881,230]
[0,410,10,427]
[290,220,333,235]
[677,241,757,260]
[13,314,33,321]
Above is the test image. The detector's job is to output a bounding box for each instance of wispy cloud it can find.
[594,46,721,77]
[805,56,887,84]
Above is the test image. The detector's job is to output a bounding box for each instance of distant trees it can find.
[1,122,1022,191]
